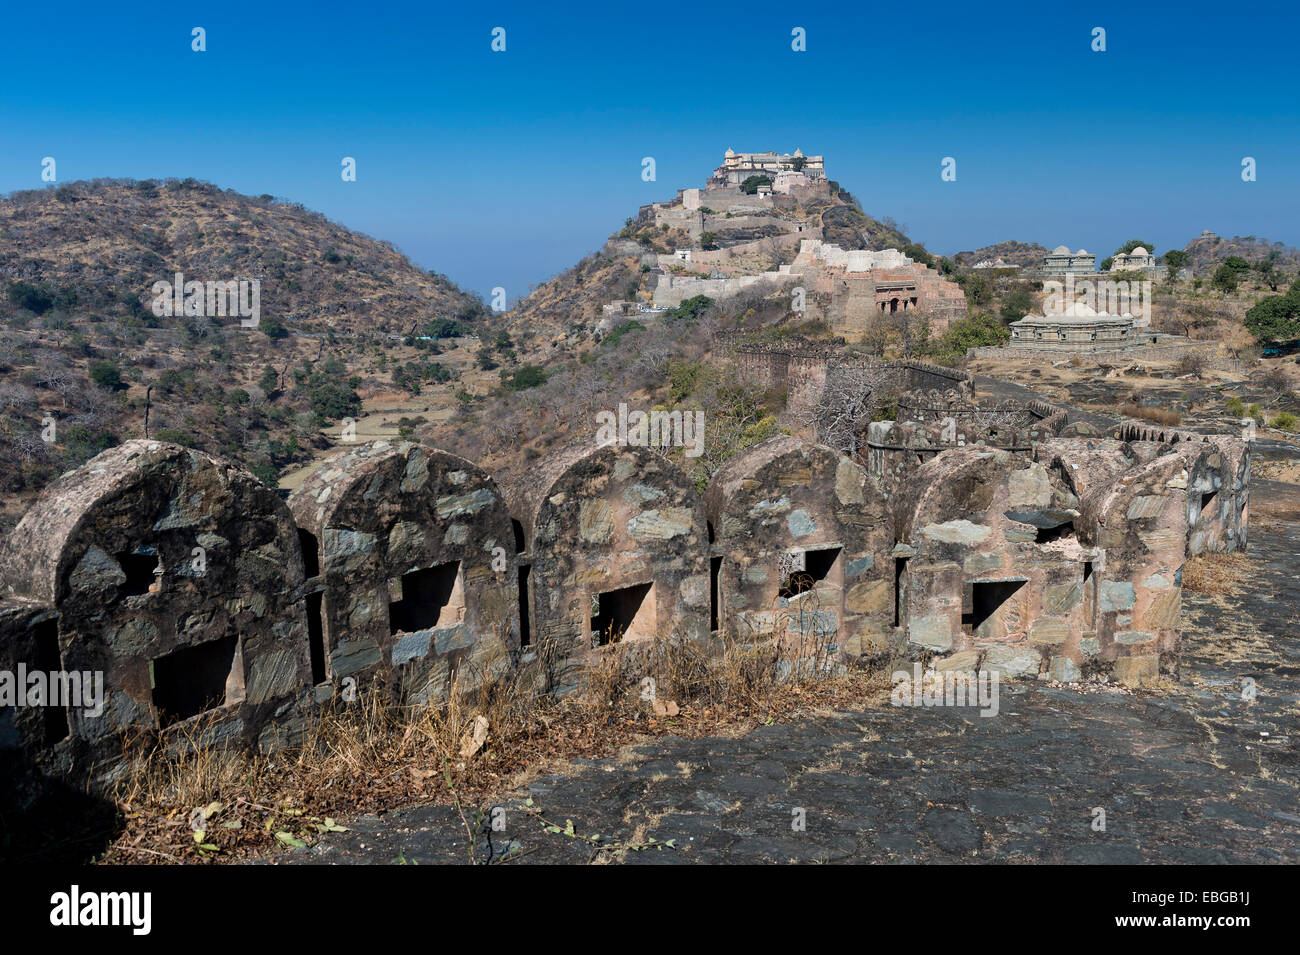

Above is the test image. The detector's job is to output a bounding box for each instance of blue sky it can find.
[2,0,1296,302]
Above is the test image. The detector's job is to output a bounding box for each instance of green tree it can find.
[7,281,55,315]
[89,360,124,390]
[1211,263,1239,293]
[1244,283,1300,345]
[1163,249,1189,282]
[1114,238,1155,256]
[502,364,547,391]
[931,313,1010,359]
[739,175,772,195]
[425,318,469,338]
[999,285,1035,324]
[901,243,934,268]
[959,274,994,308]
[667,294,714,324]
[260,316,288,339]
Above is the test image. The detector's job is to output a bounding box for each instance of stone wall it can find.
[0,414,1251,785]
[288,443,518,705]
[0,440,311,784]
[968,340,1215,362]
[704,436,896,663]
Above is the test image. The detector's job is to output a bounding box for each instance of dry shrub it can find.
[1182,552,1255,595]
[106,614,887,863]
[1118,401,1182,426]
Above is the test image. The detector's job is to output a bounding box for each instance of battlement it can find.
[0,413,1249,788]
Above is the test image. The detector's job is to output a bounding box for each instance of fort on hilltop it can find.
[622,150,967,341]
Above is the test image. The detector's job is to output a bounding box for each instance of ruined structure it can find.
[1042,245,1096,275]
[984,302,1207,360]
[0,388,1250,786]
[287,442,518,705]
[1110,246,1157,272]
[505,443,709,694]
[0,440,312,784]
[1009,305,1143,350]
[652,238,966,340]
[704,436,894,664]
[729,338,974,417]
[640,151,963,341]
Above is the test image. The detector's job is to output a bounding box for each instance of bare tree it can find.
[632,341,671,378]
[793,362,890,456]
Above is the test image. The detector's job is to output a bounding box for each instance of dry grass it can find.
[1117,401,1182,426]
[100,631,894,864]
[1181,551,1257,595]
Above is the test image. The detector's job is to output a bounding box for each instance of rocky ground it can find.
[265,482,1300,866]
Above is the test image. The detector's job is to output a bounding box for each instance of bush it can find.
[1211,263,1239,293]
[1176,353,1206,377]
[260,317,289,340]
[7,281,55,315]
[929,313,1009,359]
[998,284,1035,323]
[1269,411,1298,431]
[666,360,707,403]
[89,360,124,390]
[602,319,645,348]
[502,364,547,391]
[666,294,713,324]
[1244,282,1300,345]
[425,318,469,339]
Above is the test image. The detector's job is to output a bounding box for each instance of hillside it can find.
[951,241,1049,269]
[505,180,917,341]
[1181,232,1300,275]
[0,178,485,335]
[0,179,496,534]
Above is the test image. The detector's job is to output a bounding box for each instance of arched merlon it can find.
[0,439,310,775]
[703,435,893,657]
[503,442,708,693]
[287,441,517,703]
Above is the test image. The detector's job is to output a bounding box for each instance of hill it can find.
[1181,232,1300,275]
[505,179,918,341]
[0,178,494,534]
[951,240,1049,270]
[0,178,485,335]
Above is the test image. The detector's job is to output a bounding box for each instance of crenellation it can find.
[0,396,1250,787]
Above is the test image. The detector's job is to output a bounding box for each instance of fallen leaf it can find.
[459,714,490,758]
[652,699,680,717]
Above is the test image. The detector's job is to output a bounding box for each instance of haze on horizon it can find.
[2,0,1296,303]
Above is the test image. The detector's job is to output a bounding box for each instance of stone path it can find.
[274,486,1300,866]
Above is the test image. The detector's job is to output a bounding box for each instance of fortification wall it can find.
[0,414,1250,788]
[968,340,1215,361]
